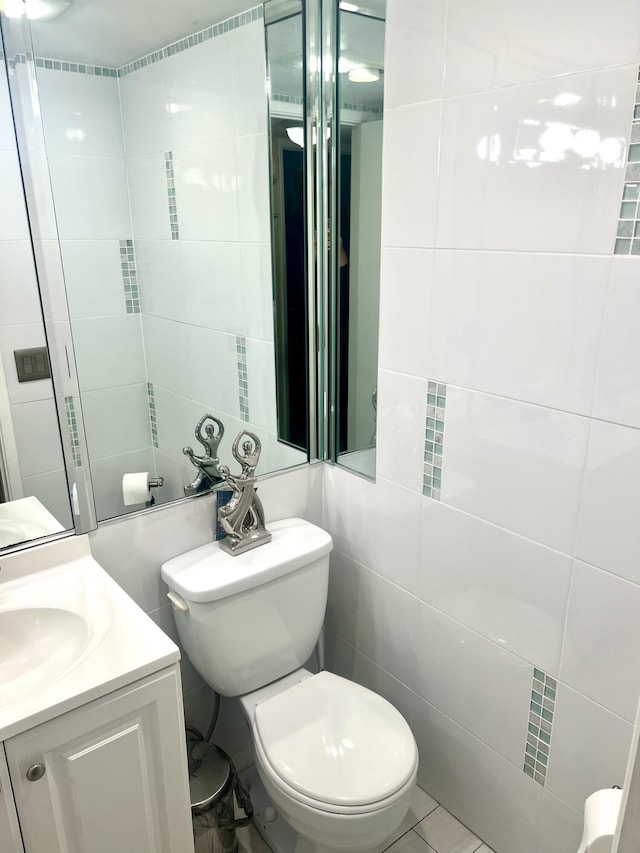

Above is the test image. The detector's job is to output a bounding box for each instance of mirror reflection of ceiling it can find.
[29,0,259,67]
[266,5,384,114]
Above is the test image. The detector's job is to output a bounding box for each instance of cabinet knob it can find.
[26,763,46,782]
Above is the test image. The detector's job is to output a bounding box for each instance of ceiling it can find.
[30,0,258,67]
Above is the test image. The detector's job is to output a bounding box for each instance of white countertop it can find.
[0,535,179,740]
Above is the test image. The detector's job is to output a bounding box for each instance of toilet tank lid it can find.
[160,518,333,603]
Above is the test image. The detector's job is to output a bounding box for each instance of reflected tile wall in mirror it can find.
[0,52,72,545]
[10,1,308,523]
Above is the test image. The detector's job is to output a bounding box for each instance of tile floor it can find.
[236,785,494,853]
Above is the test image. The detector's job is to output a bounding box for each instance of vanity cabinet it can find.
[3,666,194,853]
[0,746,23,853]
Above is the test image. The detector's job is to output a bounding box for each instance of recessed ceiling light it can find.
[348,67,379,83]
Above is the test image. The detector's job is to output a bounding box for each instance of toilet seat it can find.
[253,671,418,814]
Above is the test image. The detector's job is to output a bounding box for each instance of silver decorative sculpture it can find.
[183,414,225,496]
[217,430,271,556]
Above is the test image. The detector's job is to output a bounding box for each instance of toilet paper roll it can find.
[122,472,151,506]
[577,788,623,853]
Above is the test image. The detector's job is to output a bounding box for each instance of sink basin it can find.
[0,607,90,690]
[0,496,65,548]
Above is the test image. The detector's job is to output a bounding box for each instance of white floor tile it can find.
[378,786,439,851]
[415,806,484,853]
[237,823,273,853]
[384,829,431,853]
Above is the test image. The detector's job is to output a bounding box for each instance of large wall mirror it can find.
[0,0,385,553]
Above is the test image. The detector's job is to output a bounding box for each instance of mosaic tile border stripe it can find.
[119,239,140,313]
[35,57,118,77]
[64,396,82,467]
[147,383,158,449]
[423,381,446,500]
[615,65,640,255]
[164,152,179,240]
[236,336,249,422]
[524,668,556,787]
[271,92,381,116]
[118,6,263,77]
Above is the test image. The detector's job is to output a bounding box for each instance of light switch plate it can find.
[14,347,51,383]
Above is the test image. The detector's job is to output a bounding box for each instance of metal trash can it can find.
[189,742,253,853]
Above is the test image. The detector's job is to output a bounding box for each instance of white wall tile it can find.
[245,338,277,431]
[417,604,533,766]
[0,149,30,240]
[376,369,428,492]
[11,398,65,476]
[384,0,447,109]
[119,65,172,158]
[231,22,268,138]
[47,154,132,241]
[325,634,414,731]
[60,239,127,319]
[381,100,441,249]
[442,387,589,553]
[21,468,72,530]
[173,141,239,242]
[72,315,146,391]
[575,419,640,583]
[429,251,610,415]
[419,501,571,675]
[81,384,151,460]
[165,38,235,149]
[378,248,432,377]
[593,258,640,429]
[437,67,634,253]
[235,132,271,243]
[444,0,640,96]
[561,560,640,722]
[414,695,544,853]
[323,464,422,594]
[326,549,418,689]
[239,242,275,342]
[0,241,43,326]
[127,154,173,241]
[536,792,583,853]
[546,684,632,813]
[37,69,125,159]
[0,63,16,151]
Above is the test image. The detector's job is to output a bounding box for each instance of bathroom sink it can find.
[0,606,90,691]
[0,537,180,741]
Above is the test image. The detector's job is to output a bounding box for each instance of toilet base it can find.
[243,766,354,853]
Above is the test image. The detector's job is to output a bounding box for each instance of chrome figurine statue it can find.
[183,414,225,496]
[217,430,271,556]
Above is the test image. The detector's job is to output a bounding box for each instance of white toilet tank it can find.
[161,518,333,697]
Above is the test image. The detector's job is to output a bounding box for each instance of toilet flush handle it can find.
[167,591,189,612]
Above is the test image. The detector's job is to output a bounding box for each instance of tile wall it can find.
[34,64,153,521]
[324,2,640,853]
[19,9,304,519]
[0,57,71,526]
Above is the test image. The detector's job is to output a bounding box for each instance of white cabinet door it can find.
[6,666,193,853]
[0,745,24,853]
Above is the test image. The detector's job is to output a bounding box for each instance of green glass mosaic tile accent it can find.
[34,56,118,77]
[523,668,556,787]
[164,152,179,240]
[118,5,263,77]
[615,66,640,255]
[64,396,82,467]
[119,239,140,313]
[236,336,249,422]
[423,381,446,500]
[147,383,159,449]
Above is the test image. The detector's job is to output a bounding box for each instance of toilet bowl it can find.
[161,517,418,853]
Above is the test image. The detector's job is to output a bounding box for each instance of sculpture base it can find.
[218,529,272,556]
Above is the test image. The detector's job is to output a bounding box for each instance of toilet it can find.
[161,517,418,853]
